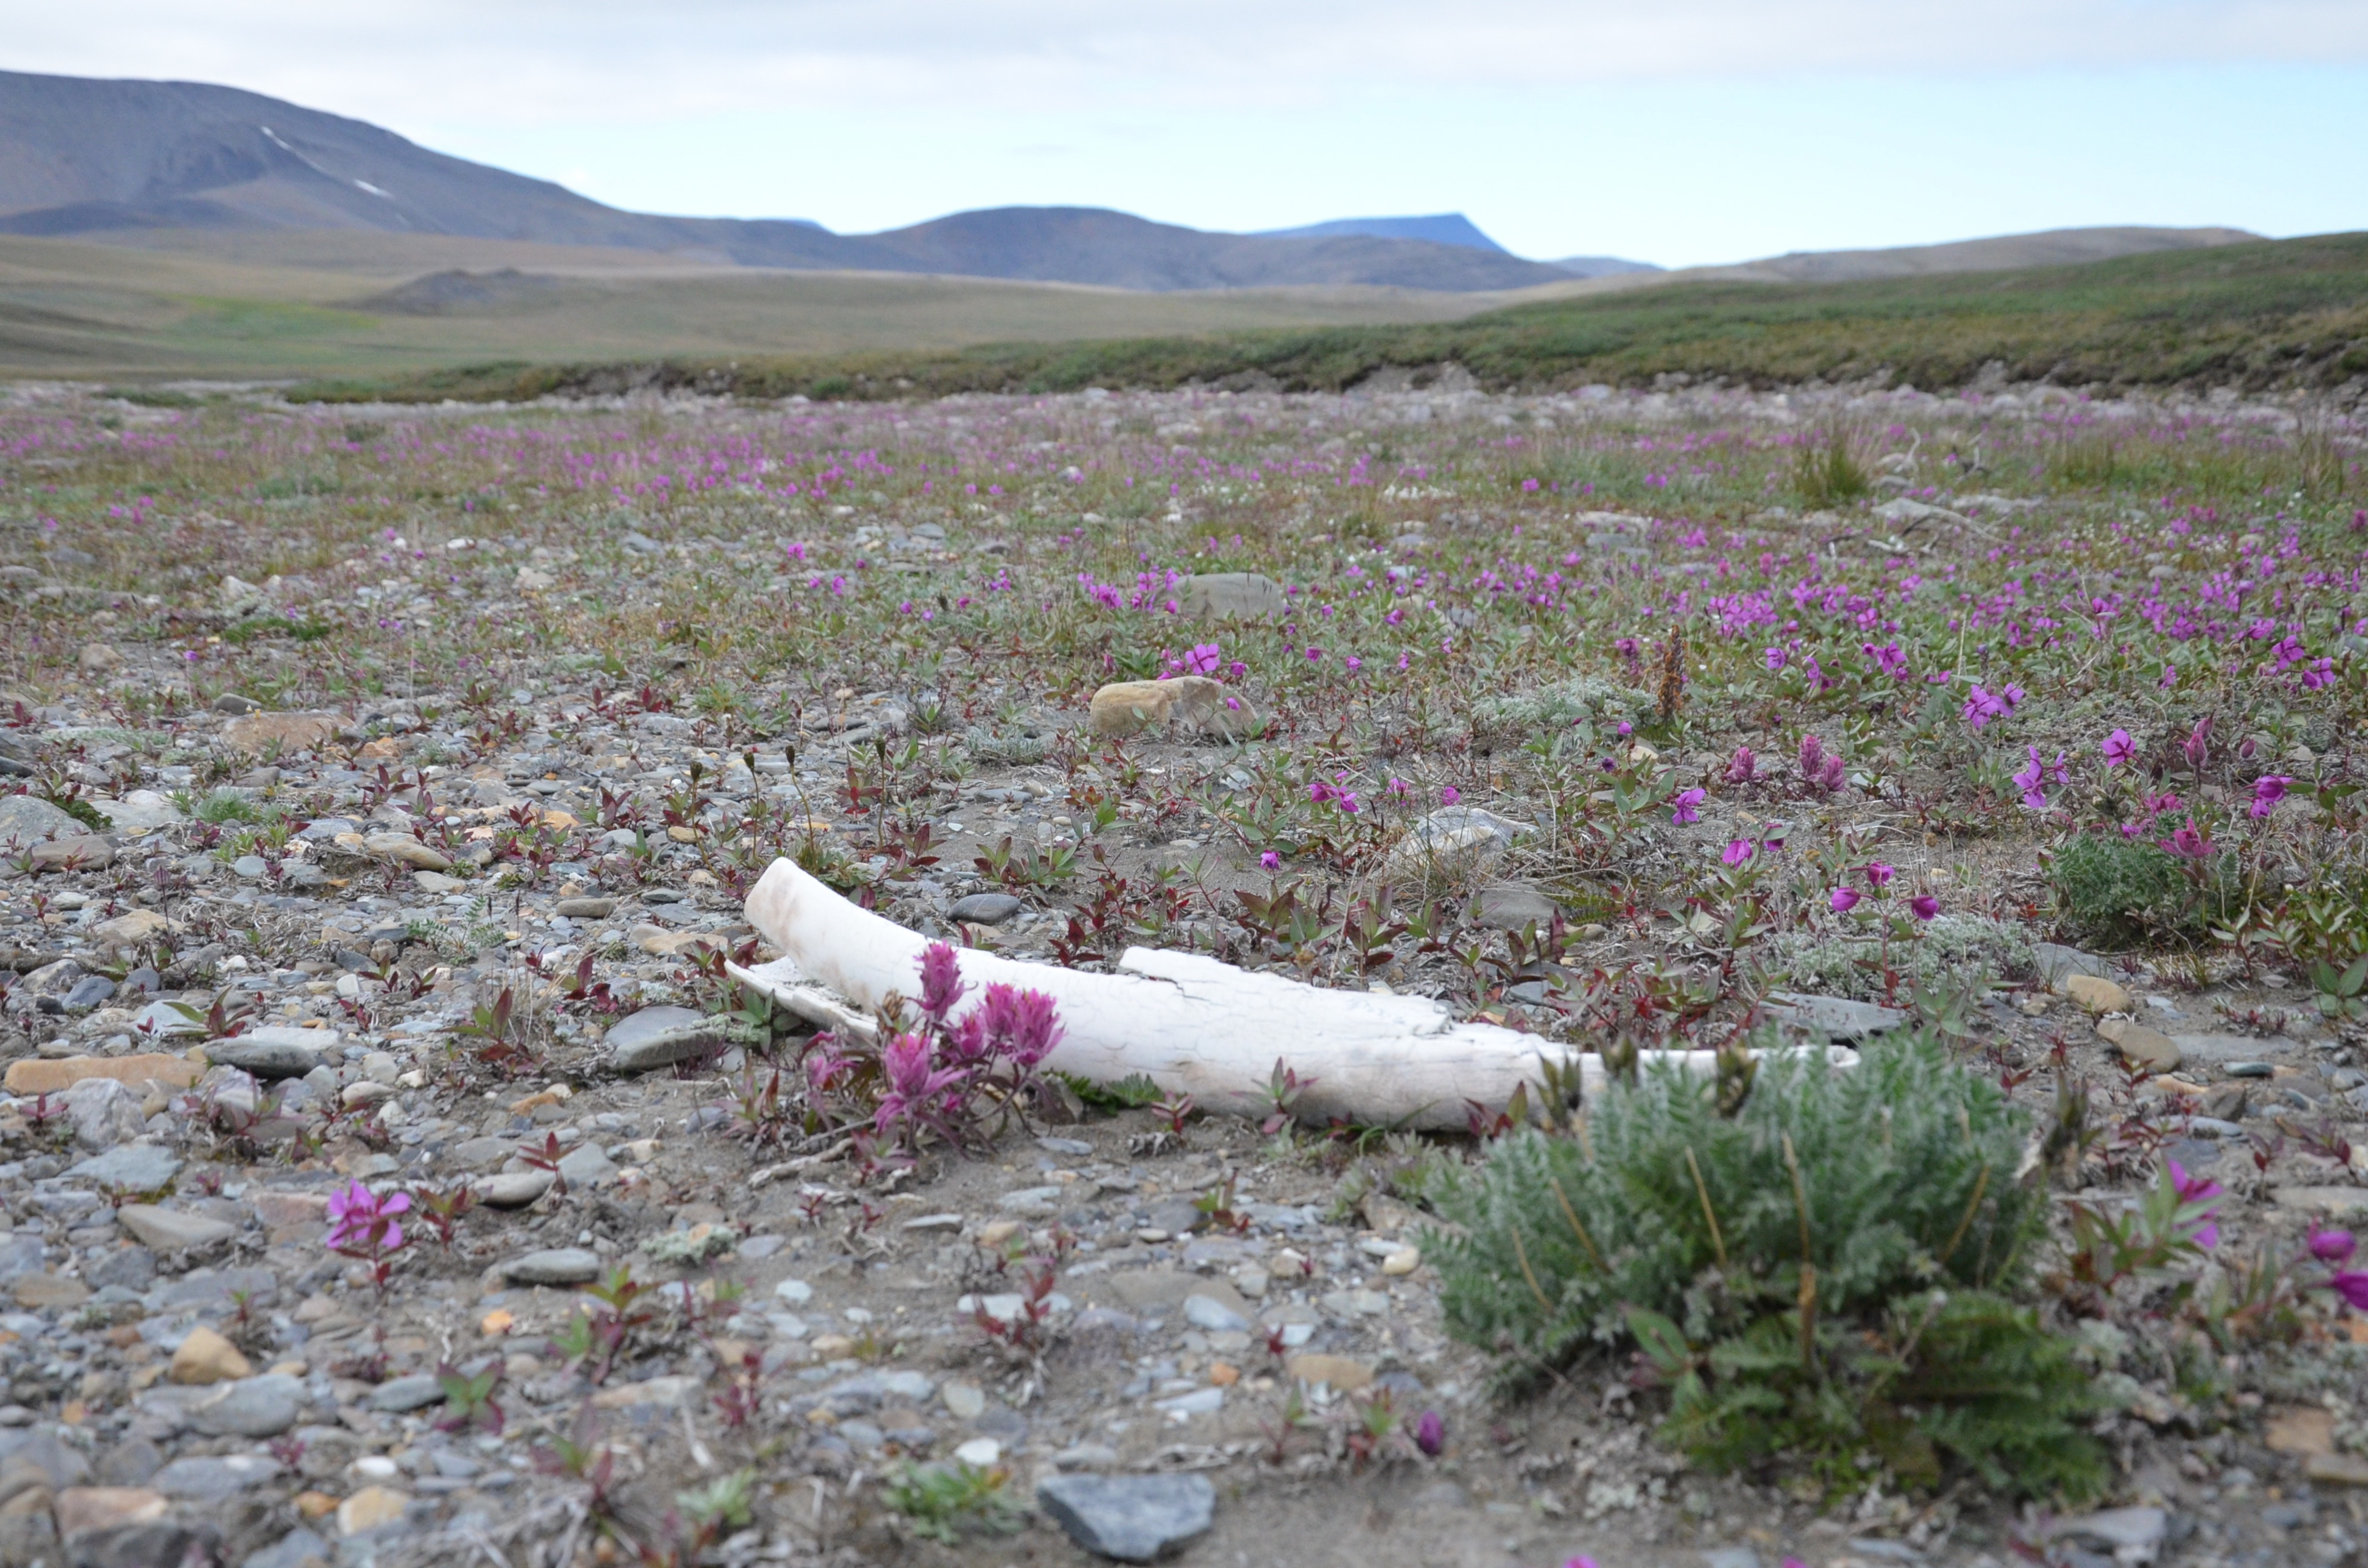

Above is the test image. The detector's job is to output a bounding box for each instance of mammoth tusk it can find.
[729,856,1850,1130]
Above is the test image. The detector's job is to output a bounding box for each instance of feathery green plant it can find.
[1427,1029,2103,1499]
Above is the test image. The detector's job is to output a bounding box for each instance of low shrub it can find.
[1765,914,2035,1001]
[2050,832,2237,949]
[1426,1029,2103,1499]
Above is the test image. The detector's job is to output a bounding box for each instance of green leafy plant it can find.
[2049,833,2235,949]
[882,1459,1024,1543]
[1427,1029,2100,1499]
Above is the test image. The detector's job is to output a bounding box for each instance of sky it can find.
[11,1,2367,266]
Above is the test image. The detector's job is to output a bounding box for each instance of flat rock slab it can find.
[205,1029,334,1079]
[368,1375,446,1413]
[2098,1019,2182,1071]
[151,1454,281,1502]
[605,1006,753,1073]
[477,1171,555,1209]
[2169,1032,2304,1065]
[189,1375,307,1437]
[501,1247,603,1285]
[4,1054,200,1096]
[1765,993,1907,1040]
[117,1205,237,1251]
[31,834,115,873]
[68,1145,182,1191]
[1037,1473,1215,1562]
[0,795,81,843]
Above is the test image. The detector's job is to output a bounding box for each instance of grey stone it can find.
[369,1374,446,1413]
[95,1438,163,1487]
[1036,1473,1215,1563]
[243,1527,331,1568]
[1181,1293,1249,1333]
[61,1080,146,1151]
[127,1001,203,1039]
[2055,1507,2167,1553]
[189,1374,308,1437]
[232,855,268,879]
[2032,942,2110,985]
[62,975,115,1011]
[1179,573,1285,621]
[115,1205,237,1251]
[2171,1032,2303,1065]
[998,1185,1065,1217]
[554,897,617,919]
[152,1453,283,1501]
[89,1247,155,1291]
[501,1247,602,1285]
[1701,1551,1761,1568]
[0,795,79,845]
[1476,883,1557,932]
[555,1143,617,1187]
[0,1236,45,1284]
[72,1522,220,1568]
[605,1006,744,1073]
[948,892,1024,925]
[477,1171,554,1209]
[1765,992,1907,1040]
[204,1032,327,1079]
[67,1145,181,1191]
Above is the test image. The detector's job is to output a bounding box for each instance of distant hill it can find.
[1709,226,2261,283]
[1255,214,1509,253]
[1548,255,1667,279]
[0,71,1568,293]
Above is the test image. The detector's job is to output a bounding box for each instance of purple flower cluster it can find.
[869,943,1067,1150]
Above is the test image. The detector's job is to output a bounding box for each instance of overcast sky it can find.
[12,1,2365,265]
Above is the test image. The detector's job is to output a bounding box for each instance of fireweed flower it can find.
[1671,787,1706,826]
[1721,839,1755,866]
[2181,717,2211,771]
[1413,1409,1446,1456]
[1183,642,1221,675]
[2102,729,2137,768]
[1863,863,1895,889]
[1908,894,1940,920]
[326,1182,409,1254]
[2158,819,2213,861]
[1259,851,1281,871]
[1830,887,1861,913]
[2250,776,2291,819]
[2166,1159,2224,1250]
[2310,1227,2357,1264]
[1439,786,1461,805]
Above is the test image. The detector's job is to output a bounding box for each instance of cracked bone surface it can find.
[733,857,1847,1130]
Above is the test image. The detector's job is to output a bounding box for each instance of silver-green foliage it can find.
[1428,1031,2035,1369]
[1764,915,2035,1001]
[1469,675,1651,755]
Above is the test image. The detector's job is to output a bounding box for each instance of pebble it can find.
[947,891,1025,924]
[368,1374,447,1413]
[337,1484,411,1535]
[2063,974,2133,1014]
[2097,1018,2183,1071]
[167,1326,252,1385]
[605,1006,740,1073]
[501,1248,603,1285]
[941,1381,986,1419]
[1285,1353,1375,1391]
[150,1453,281,1502]
[1037,1473,1215,1563]
[67,1145,182,1191]
[115,1205,237,1251]
[189,1374,308,1437]
[204,1032,329,1079]
[478,1171,556,1209]
[1181,1293,1249,1332]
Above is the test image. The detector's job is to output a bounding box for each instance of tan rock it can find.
[90,909,171,947]
[77,645,123,675]
[29,835,112,873]
[2096,1018,2181,1071]
[1380,1247,1421,1276]
[2307,1453,2368,1486]
[295,1491,339,1520]
[2265,1405,2336,1456]
[168,1325,252,1385]
[221,711,341,755]
[1088,676,1263,739]
[2064,975,2132,1014]
[1285,1353,1375,1391]
[251,1190,331,1241]
[12,1274,89,1311]
[337,1485,410,1536]
[53,1487,167,1539]
[362,833,451,872]
[2,1055,203,1096]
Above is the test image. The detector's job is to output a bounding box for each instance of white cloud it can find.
[9,0,2367,126]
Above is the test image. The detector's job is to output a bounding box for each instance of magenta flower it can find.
[1763,646,1787,671]
[2249,776,2291,819]
[1863,862,1895,889]
[1413,1409,1446,1456]
[2102,729,2137,768]
[1439,785,1461,805]
[2329,1272,2368,1311]
[2310,1227,2357,1265]
[1260,851,1281,871]
[1724,745,1757,784]
[917,941,969,1022]
[1670,787,1706,826]
[1183,642,1221,676]
[2167,1159,2224,1250]
[1721,839,1755,866]
[1798,733,1824,775]
[2157,819,2213,861]
[326,1181,410,1254]
[977,983,1065,1068]
[2181,716,2211,771]
[1908,895,1939,920]
[1830,887,1861,913]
